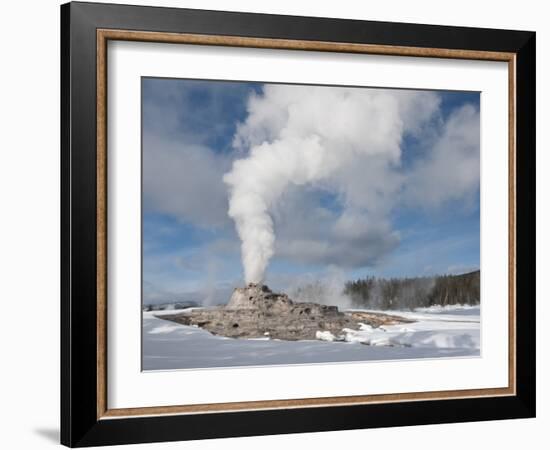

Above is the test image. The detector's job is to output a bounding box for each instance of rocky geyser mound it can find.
[159,283,412,341]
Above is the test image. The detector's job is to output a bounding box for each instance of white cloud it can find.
[143,134,231,228]
[403,104,480,209]
[141,78,257,229]
[271,186,399,267]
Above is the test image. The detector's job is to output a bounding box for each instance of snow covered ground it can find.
[142,305,480,370]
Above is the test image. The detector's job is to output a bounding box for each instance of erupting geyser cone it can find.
[226,283,294,312]
[159,283,413,341]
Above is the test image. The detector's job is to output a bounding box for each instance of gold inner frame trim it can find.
[96,28,517,420]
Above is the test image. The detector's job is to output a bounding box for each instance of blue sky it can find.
[142,78,480,304]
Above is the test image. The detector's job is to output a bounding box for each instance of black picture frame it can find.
[61,1,536,447]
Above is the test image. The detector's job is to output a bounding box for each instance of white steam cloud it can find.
[223,85,443,284]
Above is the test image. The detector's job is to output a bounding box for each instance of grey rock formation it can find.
[159,283,412,341]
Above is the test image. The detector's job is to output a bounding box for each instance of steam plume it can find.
[223,85,440,283]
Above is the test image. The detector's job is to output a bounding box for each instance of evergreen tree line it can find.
[344,270,480,310]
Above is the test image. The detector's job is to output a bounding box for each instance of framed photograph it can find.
[61,1,536,447]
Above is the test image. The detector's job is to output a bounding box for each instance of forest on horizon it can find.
[343,270,480,310]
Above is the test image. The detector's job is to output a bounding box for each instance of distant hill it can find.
[344,270,480,310]
[142,300,199,312]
